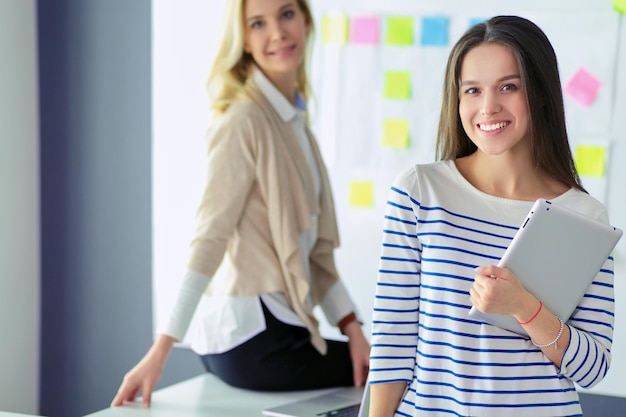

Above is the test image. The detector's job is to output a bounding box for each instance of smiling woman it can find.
[368,15,617,417]
[458,43,530,161]
[241,0,311,99]
[111,0,370,409]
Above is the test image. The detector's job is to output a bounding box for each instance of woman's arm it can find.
[472,259,614,387]
[341,318,370,386]
[369,382,406,417]
[110,334,176,408]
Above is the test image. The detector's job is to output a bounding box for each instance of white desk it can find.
[0,413,42,417]
[84,373,340,417]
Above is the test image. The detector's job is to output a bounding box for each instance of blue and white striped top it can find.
[369,161,614,417]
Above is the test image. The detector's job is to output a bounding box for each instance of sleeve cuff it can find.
[158,270,210,341]
[319,281,361,327]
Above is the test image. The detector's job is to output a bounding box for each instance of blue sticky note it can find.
[469,17,488,27]
[421,16,449,46]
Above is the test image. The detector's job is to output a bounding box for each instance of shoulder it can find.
[389,161,454,202]
[219,94,265,125]
[394,160,451,181]
[554,189,610,224]
[392,160,456,189]
[206,95,268,142]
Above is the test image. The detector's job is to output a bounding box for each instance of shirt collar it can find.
[252,66,305,123]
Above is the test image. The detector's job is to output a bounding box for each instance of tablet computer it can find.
[468,198,622,336]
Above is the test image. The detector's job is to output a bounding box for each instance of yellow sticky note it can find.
[385,16,414,45]
[322,15,348,44]
[575,145,606,178]
[349,181,374,207]
[384,71,411,99]
[383,120,409,149]
[614,0,626,14]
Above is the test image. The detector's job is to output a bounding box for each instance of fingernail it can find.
[474,266,485,272]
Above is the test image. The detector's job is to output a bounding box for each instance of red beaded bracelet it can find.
[518,301,543,325]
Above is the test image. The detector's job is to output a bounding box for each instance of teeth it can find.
[480,122,507,131]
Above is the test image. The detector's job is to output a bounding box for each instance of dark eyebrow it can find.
[460,74,521,87]
[246,2,295,23]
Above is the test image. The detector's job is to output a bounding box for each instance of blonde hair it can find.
[207,0,315,114]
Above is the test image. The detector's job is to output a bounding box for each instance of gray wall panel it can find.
[38,2,202,416]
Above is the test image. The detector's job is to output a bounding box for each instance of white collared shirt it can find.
[161,67,357,354]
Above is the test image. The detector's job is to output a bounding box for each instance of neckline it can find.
[445,159,575,204]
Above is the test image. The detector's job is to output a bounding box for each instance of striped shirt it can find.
[369,161,614,417]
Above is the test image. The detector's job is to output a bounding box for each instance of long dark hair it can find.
[436,15,585,192]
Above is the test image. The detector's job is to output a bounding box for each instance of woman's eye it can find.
[282,10,295,19]
[251,20,264,29]
[502,84,517,91]
[465,87,478,95]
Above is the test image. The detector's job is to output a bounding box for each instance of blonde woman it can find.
[111,0,369,408]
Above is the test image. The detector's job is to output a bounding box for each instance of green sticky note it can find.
[322,15,348,44]
[614,0,626,14]
[385,16,414,45]
[575,145,606,177]
[349,181,374,207]
[383,120,409,149]
[384,71,411,99]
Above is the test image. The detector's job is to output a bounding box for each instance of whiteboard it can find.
[152,0,625,398]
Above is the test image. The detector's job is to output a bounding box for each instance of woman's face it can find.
[458,43,530,158]
[243,0,309,89]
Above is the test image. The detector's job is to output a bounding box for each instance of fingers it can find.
[110,383,137,407]
[348,341,370,387]
[142,381,155,408]
[352,358,369,386]
[476,265,516,281]
[111,373,154,408]
[475,265,498,279]
[469,286,478,304]
[471,267,498,311]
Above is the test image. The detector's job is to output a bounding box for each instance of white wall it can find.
[151,0,225,344]
[0,0,40,414]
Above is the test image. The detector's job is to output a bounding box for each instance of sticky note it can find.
[469,17,487,27]
[575,145,606,178]
[385,16,414,45]
[614,0,626,14]
[563,68,602,107]
[350,16,379,45]
[322,15,348,44]
[421,16,449,46]
[384,71,411,99]
[383,120,409,149]
[349,181,375,207]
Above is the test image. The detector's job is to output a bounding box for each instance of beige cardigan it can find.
[187,79,341,354]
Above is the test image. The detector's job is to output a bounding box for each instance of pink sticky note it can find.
[349,16,380,45]
[563,68,602,107]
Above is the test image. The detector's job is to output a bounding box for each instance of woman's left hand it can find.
[342,321,370,386]
[470,265,535,318]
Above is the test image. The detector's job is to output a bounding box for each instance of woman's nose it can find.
[268,20,286,41]
[481,91,502,115]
